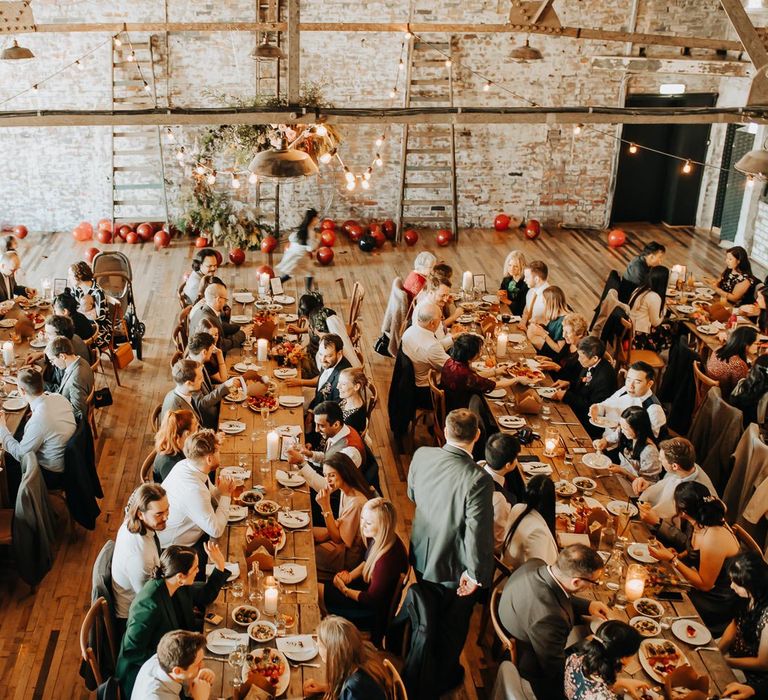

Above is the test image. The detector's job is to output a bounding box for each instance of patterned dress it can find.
[74,281,111,348]
[731,602,768,696]
[564,654,618,700]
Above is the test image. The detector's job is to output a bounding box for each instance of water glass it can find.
[260,406,270,423]
[275,611,287,637]
[238,454,248,470]
[279,487,293,512]
[231,581,244,600]
[260,460,271,485]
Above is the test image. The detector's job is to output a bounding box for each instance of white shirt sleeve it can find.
[427,341,450,372]
[298,462,328,492]
[185,483,231,539]
[0,413,44,464]
[339,446,363,468]
[492,492,512,552]
[647,404,667,438]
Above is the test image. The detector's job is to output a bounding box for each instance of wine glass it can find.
[231,581,244,600]
[259,459,271,487]
[238,454,248,471]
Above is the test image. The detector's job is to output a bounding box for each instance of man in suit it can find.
[499,545,610,700]
[188,282,244,353]
[45,335,94,420]
[0,251,33,303]
[408,409,494,694]
[553,335,616,437]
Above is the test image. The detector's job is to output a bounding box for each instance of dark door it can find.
[611,93,717,226]
[716,126,755,242]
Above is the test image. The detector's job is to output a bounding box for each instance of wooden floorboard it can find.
[0,222,748,698]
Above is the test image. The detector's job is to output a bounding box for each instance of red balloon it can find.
[607,228,626,248]
[256,264,274,278]
[85,247,100,264]
[525,219,541,240]
[260,235,278,254]
[320,229,336,247]
[404,229,419,246]
[347,223,364,242]
[494,213,511,232]
[78,221,94,239]
[436,229,452,247]
[13,225,28,239]
[321,219,336,231]
[229,248,246,266]
[371,229,386,248]
[342,220,359,235]
[97,229,113,244]
[370,222,383,236]
[72,226,88,242]
[317,246,334,266]
[97,219,112,234]
[154,230,170,249]
[136,222,154,242]
[382,220,396,240]
[195,236,209,248]
[118,225,133,241]
[126,231,140,244]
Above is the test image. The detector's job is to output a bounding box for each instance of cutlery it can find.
[284,589,309,594]
[291,528,311,533]
[276,556,310,561]
[288,661,321,668]
[550,421,579,426]
[670,615,698,620]
[698,646,720,652]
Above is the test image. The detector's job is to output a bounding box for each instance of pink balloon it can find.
[78,221,94,238]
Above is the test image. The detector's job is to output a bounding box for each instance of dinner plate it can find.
[274,562,308,584]
[522,462,553,476]
[3,376,17,385]
[230,315,252,324]
[278,510,310,529]
[231,605,260,627]
[220,466,251,480]
[573,477,597,492]
[274,367,298,379]
[675,304,696,314]
[205,561,241,582]
[239,489,264,507]
[220,420,246,434]
[228,505,249,522]
[554,480,577,497]
[556,503,575,516]
[242,647,290,696]
[223,391,246,403]
[280,313,299,323]
[634,597,664,619]
[508,333,527,344]
[273,294,295,305]
[639,638,687,683]
[696,324,719,335]
[589,415,619,429]
[627,542,657,564]
[277,635,318,662]
[671,619,712,646]
[582,452,612,470]
[206,629,248,655]
[607,500,639,517]
[536,386,557,399]
[485,388,507,399]
[457,314,475,324]
[630,616,662,638]
[498,415,526,429]
[233,292,255,304]
[275,469,306,487]
[482,295,500,304]
[2,398,26,411]
[583,496,607,512]
[253,499,280,516]
[29,338,48,348]
[247,620,278,644]
[0,319,16,328]
[278,395,304,408]
[234,362,262,373]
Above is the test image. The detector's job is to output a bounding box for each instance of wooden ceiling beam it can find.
[12,22,743,54]
[591,55,753,77]
[719,0,768,104]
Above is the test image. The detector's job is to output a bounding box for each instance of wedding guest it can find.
[403,251,437,302]
[401,302,450,408]
[337,367,368,434]
[705,246,758,306]
[498,250,528,316]
[413,274,463,345]
[628,265,669,350]
[289,401,366,469]
[53,290,96,341]
[0,251,33,302]
[729,355,768,425]
[480,432,525,547]
[622,242,666,293]
[191,317,228,382]
[43,314,92,365]
[526,286,569,358]
[540,313,588,386]
[276,208,321,285]
[45,335,94,420]
[287,291,336,375]
[707,326,759,399]
[520,260,551,328]
[286,334,351,409]
[189,283,245,353]
[67,261,110,348]
[153,409,199,483]
[182,248,218,307]
[602,406,662,482]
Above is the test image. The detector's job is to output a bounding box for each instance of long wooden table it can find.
[205,290,326,699]
[483,324,737,696]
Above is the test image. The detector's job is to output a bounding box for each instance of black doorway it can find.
[611,93,717,226]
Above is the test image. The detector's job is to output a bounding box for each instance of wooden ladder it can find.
[111,35,169,229]
[396,36,459,242]
[255,0,284,100]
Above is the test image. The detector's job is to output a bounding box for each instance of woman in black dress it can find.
[498,250,528,316]
[337,367,369,434]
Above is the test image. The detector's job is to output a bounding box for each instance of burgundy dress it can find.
[706,353,749,398]
[440,358,495,411]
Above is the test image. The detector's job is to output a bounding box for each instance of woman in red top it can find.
[706,325,759,399]
[402,251,436,303]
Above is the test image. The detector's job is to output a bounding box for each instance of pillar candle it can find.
[496,332,508,358]
[263,576,279,615]
[2,341,14,366]
[266,431,279,460]
[257,338,268,361]
[462,270,473,293]
[259,272,270,290]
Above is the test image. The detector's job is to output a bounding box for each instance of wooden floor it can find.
[0,223,746,699]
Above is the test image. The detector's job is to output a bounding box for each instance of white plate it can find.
[239,489,264,507]
[277,635,318,662]
[634,598,664,619]
[276,469,306,487]
[276,424,302,437]
[590,415,619,429]
[278,510,310,529]
[220,466,251,480]
[675,304,696,314]
[485,388,507,399]
[509,333,527,344]
[457,314,475,324]
[498,416,526,429]
[242,647,290,696]
[274,562,308,584]
[536,387,557,399]
[629,616,662,638]
[639,638,687,683]
[696,324,719,335]
[573,477,597,492]
[556,503,575,515]
[2,398,26,411]
[555,480,577,497]
[224,390,246,403]
[0,319,16,328]
[4,376,16,385]
[234,362,262,373]
[233,292,255,304]
[583,496,606,511]
[280,314,299,324]
[253,499,280,516]
[671,618,712,646]
[278,395,304,408]
[231,605,261,627]
[220,420,246,434]
[482,294,499,304]
[607,501,639,517]
[582,452,612,469]
[230,315,252,324]
[30,338,48,348]
[522,462,553,476]
[274,367,298,379]
[627,542,657,564]
[206,629,248,655]
[228,505,249,522]
[273,295,295,305]
[247,620,278,644]
[205,561,241,583]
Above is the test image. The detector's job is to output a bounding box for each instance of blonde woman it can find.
[498,250,528,316]
[337,367,369,434]
[153,409,199,483]
[321,498,409,644]
[526,285,569,358]
[303,616,393,700]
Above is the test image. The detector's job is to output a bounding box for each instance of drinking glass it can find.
[260,459,271,486]
[260,406,270,423]
[231,581,244,600]
[238,454,248,470]
[617,510,631,541]
[279,487,293,512]
[275,609,287,637]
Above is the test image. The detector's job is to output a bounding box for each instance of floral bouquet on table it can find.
[270,340,306,367]
[251,311,277,340]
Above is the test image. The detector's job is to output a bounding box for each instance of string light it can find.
[628,143,638,154]
[363,167,372,181]
[682,160,693,174]
[398,59,405,71]
[127,51,136,62]
[248,172,258,184]
[374,154,383,167]
[143,81,151,93]
[573,124,583,136]
[319,151,333,164]
[375,135,385,147]
[231,174,241,189]
[747,175,756,188]
[315,124,328,137]
[206,171,216,185]
[483,81,491,92]
[31,84,38,91]
[114,36,122,47]
[444,58,452,68]
[176,147,185,163]
[346,179,356,191]
[75,60,84,71]
[361,179,370,190]
[389,87,398,99]
[344,167,355,183]
[195,164,206,175]
[166,128,175,142]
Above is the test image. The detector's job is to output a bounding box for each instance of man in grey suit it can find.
[407,409,494,694]
[46,336,95,420]
[188,282,244,353]
[499,545,611,700]
[0,252,33,303]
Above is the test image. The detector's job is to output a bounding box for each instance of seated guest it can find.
[719,553,768,696]
[303,615,393,700]
[628,266,669,350]
[480,432,524,547]
[498,250,528,316]
[3,235,17,253]
[153,409,199,483]
[45,336,94,420]
[116,543,228,698]
[498,545,611,700]
[133,630,215,700]
[413,274,462,345]
[601,406,661,482]
[189,282,244,353]
[112,483,169,622]
[520,260,550,328]
[0,251,33,302]
[704,246,758,307]
[541,313,588,386]
[157,429,235,549]
[432,261,453,281]
[322,498,408,645]
[637,437,715,516]
[43,314,92,364]
[182,248,218,307]
[287,334,351,409]
[401,302,450,408]
[288,401,366,469]
[191,317,228,382]
[337,367,369,434]
[526,286,569,359]
[500,474,557,570]
[287,291,336,375]
[565,620,648,700]
[729,354,768,425]
[67,261,110,348]
[590,361,667,444]
[53,291,96,341]
[707,326,759,399]
[553,336,616,437]
[621,241,666,297]
[403,251,437,303]
[648,493,741,635]
[645,481,706,551]
[0,367,76,490]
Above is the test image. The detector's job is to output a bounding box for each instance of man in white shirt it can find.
[158,429,236,549]
[478,432,523,550]
[0,367,76,489]
[288,400,365,469]
[413,275,462,349]
[401,302,450,407]
[133,630,215,700]
[590,361,667,450]
[520,261,551,328]
[112,483,169,620]
[637,437,716,520]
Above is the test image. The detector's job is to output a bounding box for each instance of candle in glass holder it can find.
[462,270,473,294]
[496,331,508,358]
[2,341,14,366]
[266,431,279,460]
[625,563,646,602]
[41,278,51,300]
[263,576,279,615]
[544,428,559,457]
[259,272,270,291]
[257,338,268,361]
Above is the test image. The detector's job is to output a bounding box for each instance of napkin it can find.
[556,533,590,548]
[206,562,240,582]
[276,635,317,659]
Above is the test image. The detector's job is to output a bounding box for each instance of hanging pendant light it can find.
[735,148,768,181]
[510,39,543,61]
[2,40,35,60]
[251,36,286,61]
[248,138,319,180]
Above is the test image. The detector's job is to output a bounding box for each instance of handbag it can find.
[93,387,113,408]
[113,342,134,369]
[373,332,392,357]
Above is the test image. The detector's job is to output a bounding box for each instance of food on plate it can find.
[506,362,545,381]
[239,490,264,506]
[247,394,278,411]
[247,649,285,686]
[233,606,260,625]
[249,622,277,642]
[278,611,296,628]
[686,624,697,639]
[635,598,663,618]
[555,480,577,497]
[228,387,245,401]
[26,312,45,325]
[573,477,596,491]
[247,517,284,545]
[254,500,280,516]
[631,617,660,636]
[644,640,682,677]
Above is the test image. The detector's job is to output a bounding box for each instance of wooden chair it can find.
[367,380,379,419]
[151,403,163,432]
[478,555,512,644]
[170,350,183,368]
[177,280,189,309]
[427,369,446,444]
[348,282,365,327]
[86,386,98,440]
[733,523,765,559]
[179,305,192,342]
[172,323,186,353]
[616,317,666,380]
[139,449,157,484]
[490,583,518,664]
[104,301,130,386]
[383,658,408,700]
[693,360,719,414]
[0,508,12,547]
[79,596,119,691]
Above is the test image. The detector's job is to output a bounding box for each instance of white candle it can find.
[257,338,268,361]
[496,331,508,358]
[545,438,558,455]
[266,431,279,460]
[462,270,473,293]
[260,272,270,289]
[2,341,14,366]
[264,576,279,615]
[625,577,645,601]
[41,278,51,300]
